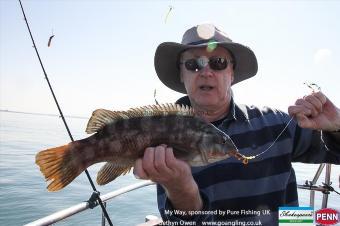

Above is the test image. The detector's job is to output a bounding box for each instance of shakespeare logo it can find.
[278,207,314,225]
[315,208,339,225]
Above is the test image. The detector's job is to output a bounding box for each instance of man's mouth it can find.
[199,85,214,91]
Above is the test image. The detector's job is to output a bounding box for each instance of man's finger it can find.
[313,91,327,106]
[133,158,149,179]
[142,147,157,176]
[304,95,323,114]
[288,105,312,117]
[159,144,168,148]
[296,113,316,129]
[295,99,318,117]
[154,145,172,175]
[165,147,180,170]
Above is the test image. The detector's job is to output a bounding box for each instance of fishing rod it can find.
[18,1,113,225]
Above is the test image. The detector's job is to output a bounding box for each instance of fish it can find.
[35,104,247,192]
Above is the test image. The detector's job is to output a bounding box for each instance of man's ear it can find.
[231,72,234,83]
[180,72,184,83]
[179,54,185,83]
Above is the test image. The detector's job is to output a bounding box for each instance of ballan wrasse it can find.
[36,104,248,192]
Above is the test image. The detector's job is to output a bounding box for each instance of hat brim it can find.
[154,42,258,94]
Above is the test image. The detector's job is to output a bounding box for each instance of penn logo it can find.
[315,208,339,225]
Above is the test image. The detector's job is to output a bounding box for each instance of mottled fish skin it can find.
[35,104,243,192]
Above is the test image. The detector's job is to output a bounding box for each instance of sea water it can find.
[0,111,339,225]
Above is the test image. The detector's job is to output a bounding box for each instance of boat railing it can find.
[297,163,336,209]
[24,180,157,226]
[25,163,338,226]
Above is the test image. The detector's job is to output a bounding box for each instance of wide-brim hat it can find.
[154,24,258,94]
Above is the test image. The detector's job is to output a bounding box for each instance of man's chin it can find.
[194,99,221,108]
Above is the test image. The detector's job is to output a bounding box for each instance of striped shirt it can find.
[157,96,340,225]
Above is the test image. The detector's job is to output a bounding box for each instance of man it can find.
[134,24,340,225]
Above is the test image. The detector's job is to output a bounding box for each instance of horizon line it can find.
[0,109,88,119]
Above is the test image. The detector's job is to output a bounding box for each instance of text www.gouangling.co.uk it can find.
[202,220,262,226]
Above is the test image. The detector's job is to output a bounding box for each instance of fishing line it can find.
[154,89,159,105]
[236,82,320,163]
[18,1,113,225]
[236,117,294,163]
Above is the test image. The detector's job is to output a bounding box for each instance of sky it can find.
[1,0,339,118]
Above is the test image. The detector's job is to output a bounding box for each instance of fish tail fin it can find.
[36,144,83,192]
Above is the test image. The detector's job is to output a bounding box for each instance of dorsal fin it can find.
[85,109,129,134]
[125,103,194,118]
[85,103,195,134]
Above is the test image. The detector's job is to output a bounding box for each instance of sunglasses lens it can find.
[209,57,227,70]
[183,57,228,72]
[184,59,200,71]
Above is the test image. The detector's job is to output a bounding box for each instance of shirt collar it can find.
[175,96,248,122]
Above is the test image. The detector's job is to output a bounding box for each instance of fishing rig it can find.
[18,1,114,225]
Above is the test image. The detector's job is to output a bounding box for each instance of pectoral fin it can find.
[96,162,132,185]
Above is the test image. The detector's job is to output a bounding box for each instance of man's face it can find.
[180,46,234,110]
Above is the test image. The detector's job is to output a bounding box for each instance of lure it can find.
[165,5,173,23]
[47,35,54,47]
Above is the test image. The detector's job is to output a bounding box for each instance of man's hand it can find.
[288,91,340,131]
[133,145,203,211]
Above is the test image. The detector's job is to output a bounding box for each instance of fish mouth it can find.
[206,152,227,163]
[199,85,214,91]
[207,156,226,163]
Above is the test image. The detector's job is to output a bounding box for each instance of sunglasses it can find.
[180,56,234,72]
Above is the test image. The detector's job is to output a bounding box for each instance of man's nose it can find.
[199,64,214,77]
